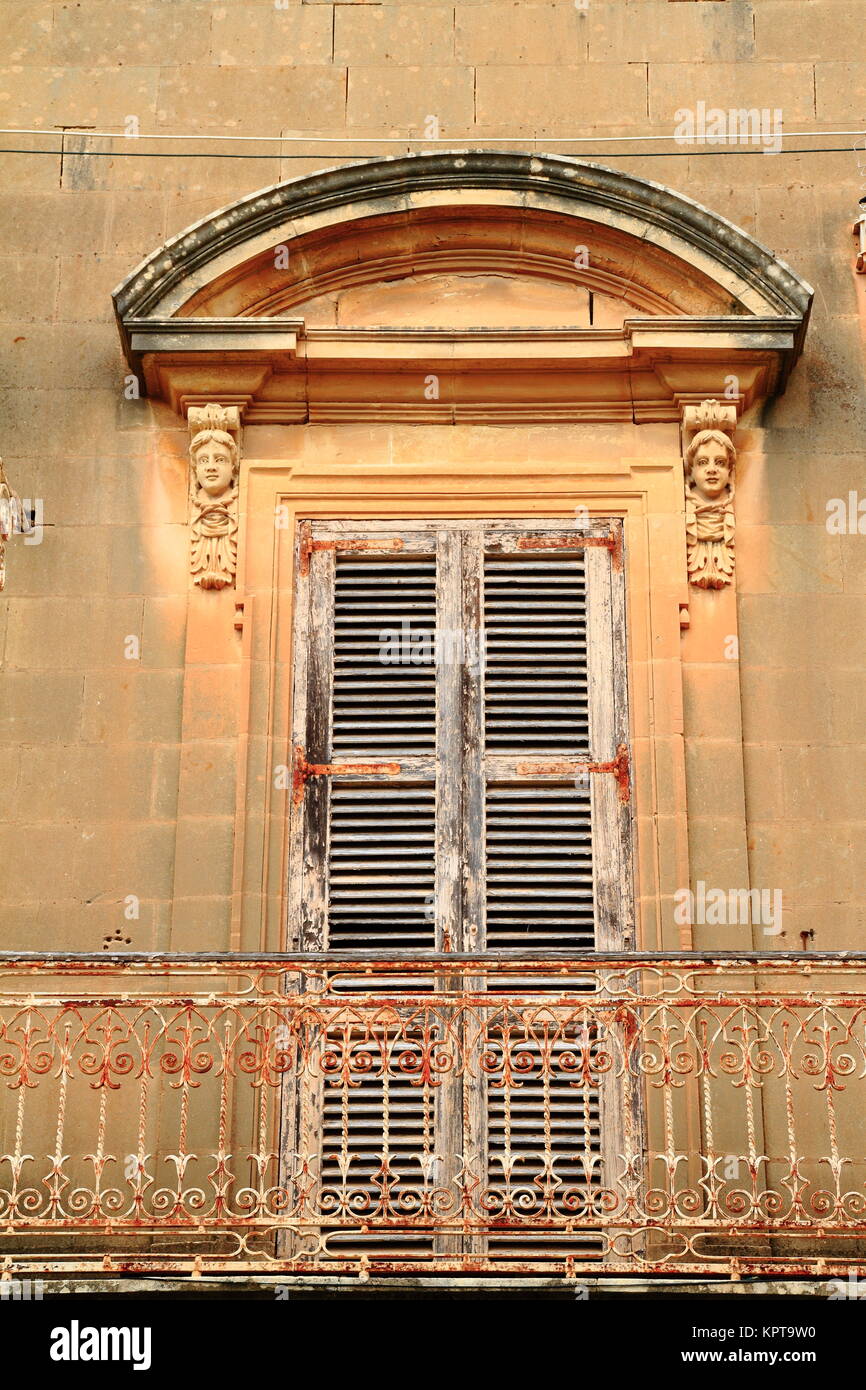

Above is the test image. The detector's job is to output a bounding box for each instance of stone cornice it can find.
[127,314,799,354]
[133,315,799,424]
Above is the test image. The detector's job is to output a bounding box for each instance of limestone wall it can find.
[0,0,864,953]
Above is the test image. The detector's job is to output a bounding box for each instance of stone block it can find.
[781,745,866,822]
[211,3,333,66]
[56,254,136,323]
[815,63,866,121]
[180,666,242,742]
[2,2,53,64]
[755,1,865,61]
[685,738,748,816]
[106,194,168,258]
[81,669,184,743]
[829,671,866,742]
[0,255,58,321]
[347,65,474,133]
[742,742,783,821]
[5,597,145,670]
[740,595,866,670]
[10,526,113,598]
[343,6,455,66]
[157,65,346,133]
[0,322,122,391]
[682,664,743,739]
[14,743,155,822]
[74,821,177,902]
[649,61,816,126]
[0,823,79,902]
[476,62,648,131]
[739,664,830,742]
[171,817,235,898]
[456,5,587,64]
[141,596,189,669]
[169,896,232,951]
[736,522,845,595]
[0,671,85,744]
[590,0,754,65]
[52,0,211,66]
[0,191,112,257]
[150,744,182,821]
[177,742,238,820]
[108,524,189,598]
[0,65,160,128]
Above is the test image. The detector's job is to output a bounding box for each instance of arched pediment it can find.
[113,151,812,423]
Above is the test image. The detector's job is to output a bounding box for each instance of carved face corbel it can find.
[853,204,866,274]
[0,455,23,593]
[187,404,241,590]
[681,399,738,590]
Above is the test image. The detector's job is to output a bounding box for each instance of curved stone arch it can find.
[113,150,813,336]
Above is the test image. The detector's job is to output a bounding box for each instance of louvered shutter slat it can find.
[332,549,437,950]
[484,784,595,949]
[483,552,590,756]
[332,555,437,759]
[481,544,594,949]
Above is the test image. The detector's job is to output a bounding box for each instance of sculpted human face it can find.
[194,443,233,497]
[690,442,731,502]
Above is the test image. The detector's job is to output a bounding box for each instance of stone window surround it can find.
[111,152,813,955]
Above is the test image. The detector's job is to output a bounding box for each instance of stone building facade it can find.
[0,0,865,1289]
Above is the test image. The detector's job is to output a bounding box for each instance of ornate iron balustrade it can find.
[1,952,865,1280]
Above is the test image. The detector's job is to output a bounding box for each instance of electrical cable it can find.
[1,126,863,144]
[0,145,858,160]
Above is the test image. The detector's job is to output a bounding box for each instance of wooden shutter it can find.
[286,518,634,1268]
[287,525,445,1262]
[476,523,633,952]
[467,523,631,1264]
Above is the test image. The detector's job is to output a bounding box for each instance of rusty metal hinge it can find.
[515,527,623,571]
[299,523,405,577]
[514,744,631,803]
[292,745,402,806]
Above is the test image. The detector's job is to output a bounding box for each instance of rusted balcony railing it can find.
[1,952,866,1280]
